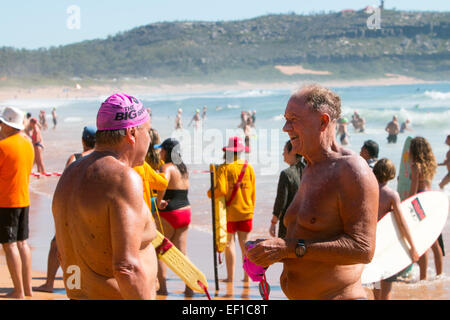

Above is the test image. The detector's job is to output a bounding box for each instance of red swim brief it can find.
[227,219,252,233]
[159,207,191,229]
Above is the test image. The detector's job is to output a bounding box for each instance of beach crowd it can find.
[0,84,449,300]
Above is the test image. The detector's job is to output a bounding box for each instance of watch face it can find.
[296,241,305,257]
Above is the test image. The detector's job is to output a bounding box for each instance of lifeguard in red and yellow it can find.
[208,136,255,282]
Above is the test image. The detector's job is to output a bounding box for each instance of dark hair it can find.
[363,140,379,158]
[285,140,303,160]
[161,138,188,178]
[373,158,396,184]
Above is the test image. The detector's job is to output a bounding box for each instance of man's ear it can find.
[320,113,330,131]
[125,127,136,144]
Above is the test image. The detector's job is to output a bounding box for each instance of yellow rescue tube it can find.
[211,164,228,253]
[152,231,209,294]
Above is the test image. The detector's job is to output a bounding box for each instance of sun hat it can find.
[0,106,25,130]
[223,136,247,152]
[96,93,149,131]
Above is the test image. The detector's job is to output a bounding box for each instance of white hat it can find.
[0,106,25,130]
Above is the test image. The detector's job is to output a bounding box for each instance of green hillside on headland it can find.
[1,9,449,84]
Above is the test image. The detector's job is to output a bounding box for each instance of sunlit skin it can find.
[53,120,158,300]
[246,89,378,300]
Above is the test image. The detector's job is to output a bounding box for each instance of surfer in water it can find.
[385,116,400,144]
[408,136,443,280]
[245,84,378,300]
[372,158,419,300]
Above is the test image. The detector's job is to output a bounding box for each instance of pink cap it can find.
[97,93,149,130]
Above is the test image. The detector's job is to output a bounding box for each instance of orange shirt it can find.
[0,133,34,207]
[208,159,255,222]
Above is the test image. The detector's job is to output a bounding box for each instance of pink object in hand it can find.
[243,244,267,282]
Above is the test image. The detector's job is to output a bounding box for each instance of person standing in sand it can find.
[371,158,419,300]
[154,138,193,297]
[0,107,34,299]
[208,137,255,283]
[246,84,378,300]
[29,117,46,174]
[408,136,443,280]
[269,140,305,239]
[52,93,158,299]
[385,116,400,144]
[35,126,97,293]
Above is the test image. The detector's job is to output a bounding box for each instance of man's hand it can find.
[245,238,290,268]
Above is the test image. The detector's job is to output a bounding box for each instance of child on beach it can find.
[372,158,419,300]
[408,136,443,280]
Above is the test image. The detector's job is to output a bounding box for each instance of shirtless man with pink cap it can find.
[52,93,157,299]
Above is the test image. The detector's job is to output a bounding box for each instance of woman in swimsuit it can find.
[155,138,193,296]
[30,118,46,173]
[409,136,443,280]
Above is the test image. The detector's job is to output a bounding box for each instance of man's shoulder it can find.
[0,133,32,151]
[335,153,373,178]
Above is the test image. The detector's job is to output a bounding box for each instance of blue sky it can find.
[1,0,449,49]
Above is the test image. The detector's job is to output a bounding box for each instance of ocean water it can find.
[1,82,450,298]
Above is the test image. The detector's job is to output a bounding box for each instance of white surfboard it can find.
[361,190,449,284]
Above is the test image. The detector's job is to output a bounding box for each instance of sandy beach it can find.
[0,73,433,102]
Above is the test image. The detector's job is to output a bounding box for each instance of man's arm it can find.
[109,169,152,300]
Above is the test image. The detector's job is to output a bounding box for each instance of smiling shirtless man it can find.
[52,93,158,299]
[246,84,379,300]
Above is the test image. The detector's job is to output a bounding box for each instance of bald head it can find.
[291,84,342,121]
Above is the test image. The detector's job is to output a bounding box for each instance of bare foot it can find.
[4,290,25,299]
[34,283,53,293]
[156,288,168,296]
[184,287,194,297]
[220,278,233,283]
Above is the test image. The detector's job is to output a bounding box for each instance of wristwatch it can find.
[295,239,306,258]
